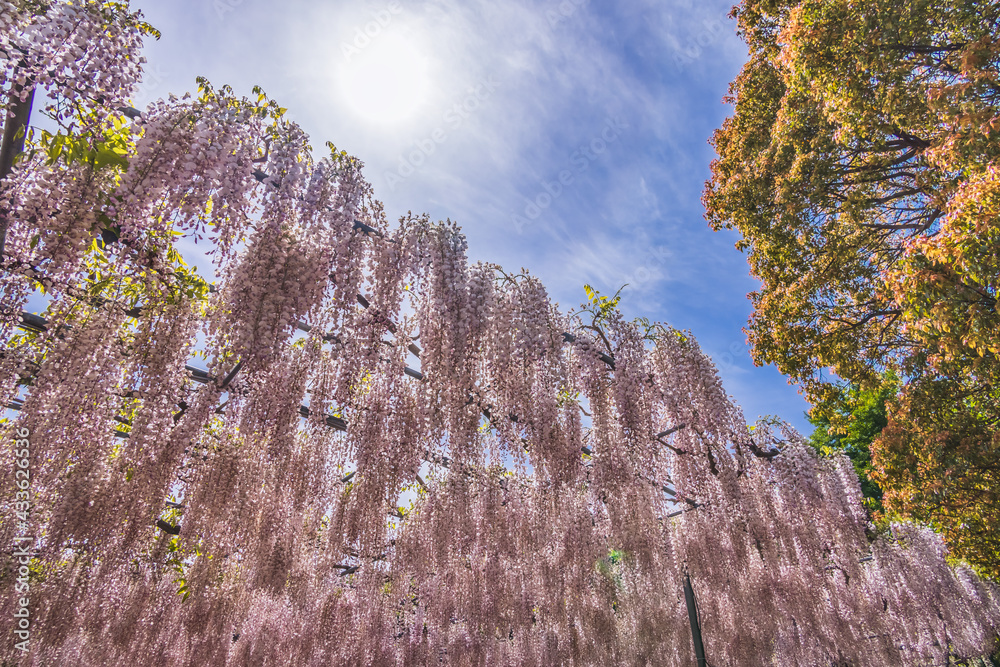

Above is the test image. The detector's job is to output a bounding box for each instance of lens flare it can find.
[339,31,430,125]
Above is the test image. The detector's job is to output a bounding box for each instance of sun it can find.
[339,31,430,125]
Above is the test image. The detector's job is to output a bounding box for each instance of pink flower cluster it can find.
[1,5,998,665]
[0,1,146,118]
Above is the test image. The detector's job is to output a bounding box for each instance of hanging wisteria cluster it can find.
[1,2,999,665]
[0,1,146,114]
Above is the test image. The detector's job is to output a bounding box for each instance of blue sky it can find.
[130,0,812,433]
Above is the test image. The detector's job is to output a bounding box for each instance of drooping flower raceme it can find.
[1,4,999,665]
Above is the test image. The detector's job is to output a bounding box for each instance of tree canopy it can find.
[705,0,1000,578]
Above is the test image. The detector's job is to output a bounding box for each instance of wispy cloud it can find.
[130,0,811,430]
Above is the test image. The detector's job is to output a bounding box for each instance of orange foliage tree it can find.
[704,0,1000,577]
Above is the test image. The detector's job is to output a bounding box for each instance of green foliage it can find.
[582,284,624,324]
[595,548,627,612]
[155,500,195,603]
[29,119,131,171]
[556,386,581,409]
[808,375,898,514]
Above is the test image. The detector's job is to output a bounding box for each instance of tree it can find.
[872,375,1000,579]
[1,2,999,665]
[704,0,1000,577]
[808,375,897,516]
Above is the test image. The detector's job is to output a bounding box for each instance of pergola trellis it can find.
[2,10,999,663]
[0,94,774,661]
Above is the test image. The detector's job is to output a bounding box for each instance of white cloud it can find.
[130,0,811,431]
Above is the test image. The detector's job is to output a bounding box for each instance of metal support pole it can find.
[0,82,36,262]
[684,572,707,667]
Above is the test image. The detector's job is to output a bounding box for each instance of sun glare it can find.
[339,31,430,125]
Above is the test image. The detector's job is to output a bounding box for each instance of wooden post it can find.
[684,572,707,667]
[0,82,36,261]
